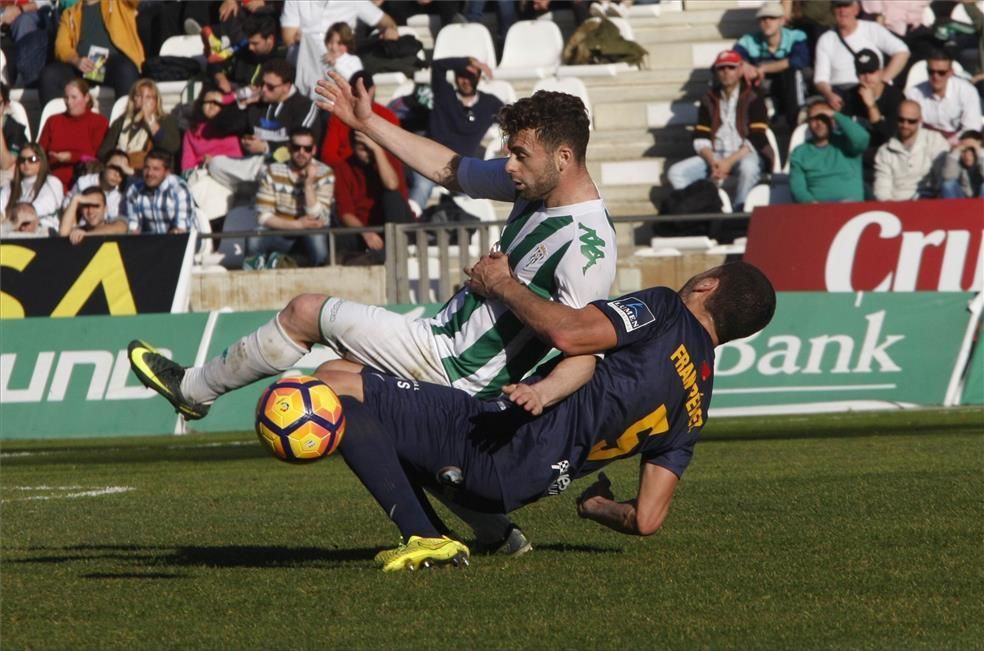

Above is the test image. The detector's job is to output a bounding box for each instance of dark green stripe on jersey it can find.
[498,201,541,251]
[507,216,573,269]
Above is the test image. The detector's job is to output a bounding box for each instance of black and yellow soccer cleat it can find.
[374,536,471,573]
[127,340,210,420]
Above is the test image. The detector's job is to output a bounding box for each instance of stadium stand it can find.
[497,20,564,79]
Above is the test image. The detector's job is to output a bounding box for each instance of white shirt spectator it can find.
[873,128,949,200]
[905,77,984,141]
[814,20,909,86]
[62,173,124,221]
[281,0,383,98]
[0,175,64,232]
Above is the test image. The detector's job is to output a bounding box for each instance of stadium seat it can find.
[647,235,718,257]
[532,76,592,129]
[607,17,635,42]
[764,127,782,174]
[783,122,810,174]
[432,23,497,68]
[920,4,936,27]
[905,59,970,91]
[483,124,506,159]
[386,78,416,104]
[742,184,772,212]
[6,100,31,140]
[479,79,517,106]
[718,187,733,214]
[109,95,128,124]
[497,20,563,79]
[0,49,7,86]
[160,35,205,57]
[451,195,500,251]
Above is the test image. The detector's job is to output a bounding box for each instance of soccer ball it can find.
[255,376,346,462]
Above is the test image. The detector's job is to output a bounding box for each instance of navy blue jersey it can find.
[489,287,716,509]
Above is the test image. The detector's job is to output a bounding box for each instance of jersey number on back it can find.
[587,405,669,461]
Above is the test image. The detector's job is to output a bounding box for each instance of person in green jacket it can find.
[789,100,870,203]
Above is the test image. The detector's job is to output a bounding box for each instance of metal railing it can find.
[197,211,751,305]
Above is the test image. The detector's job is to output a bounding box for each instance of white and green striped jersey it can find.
[426,157,617,398]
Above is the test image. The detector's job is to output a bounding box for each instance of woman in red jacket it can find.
[38,78,109,191]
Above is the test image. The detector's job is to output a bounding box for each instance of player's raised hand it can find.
[315,71,372,130]
[576,472,614,517]
[463,251,512,298]
[502,382,544,416]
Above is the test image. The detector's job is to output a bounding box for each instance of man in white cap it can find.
[735,2,810,129]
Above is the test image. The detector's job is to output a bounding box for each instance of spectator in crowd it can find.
[860,0,928,38]
[0,144,64,231]
[280,0,397,100]
[781,0,835,53]
[214,0,282,41]
[320,22,364,101]
[39,0,144,107]
[1,0,53,89]
[59,186,127,244]
[464,0,516,52]
[940,129,984,198]
[735,3,810,129]
[842,48,903,183]
[962,0,984,96]
[62,149,132,221]
[666,50,773,212]
[206,58,320,197]
[813,0,909,111]
[0,84,29,184]
[136,0,215,58]
[387,0,461,29]
[789,100,870,203]
[209,14,287,95]
[408,57,503,209]
[321,71,399,173]
[905,50,982,145]
[873,99,949,201]
[0,202,48,238]
[38,78,109,191]
[243,127,333,269]
[334,126,413,263]
[181,88,243,173]
[124,149,195,234]
[97,79,180,171]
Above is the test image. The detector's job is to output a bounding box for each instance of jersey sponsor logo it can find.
[547,459,571,495]
[670,344,704,431]
[577,224,606,273]
[607,297,655,332]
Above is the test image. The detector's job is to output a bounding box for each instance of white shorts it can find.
[318,298,450,386]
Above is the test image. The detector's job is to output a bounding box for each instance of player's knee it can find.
[316,368,364,401]
[279,293,329,344]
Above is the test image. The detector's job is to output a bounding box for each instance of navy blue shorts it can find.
[361,372,562,513]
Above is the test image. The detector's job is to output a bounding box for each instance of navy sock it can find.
[337,396,442,540]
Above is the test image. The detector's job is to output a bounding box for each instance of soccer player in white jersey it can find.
[128,71,617,556]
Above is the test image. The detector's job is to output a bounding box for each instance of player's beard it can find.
[518,159,561,201]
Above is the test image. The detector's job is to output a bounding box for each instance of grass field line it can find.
[0,439,253,459]
[716,382,897,394]
[1,486,134,502]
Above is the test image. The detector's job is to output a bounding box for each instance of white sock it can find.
[181,314,307,404]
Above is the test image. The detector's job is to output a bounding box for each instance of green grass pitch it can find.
[2,408,982,650]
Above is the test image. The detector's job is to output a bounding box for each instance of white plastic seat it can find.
[905,58,970,91]
[607,16,635,42]
[783,122,810,174]
[764,127,782,174]
[649,236,718,255]
[742,184,772,212]
[160,35,205,58]
[109,95,128,124]
[387,78,417,104]
[432,23,497,68]
[531,76,592,129]
[478,79,517,106]
[6,100,30,140]
[497,20,563,79]
[717,187,733,214]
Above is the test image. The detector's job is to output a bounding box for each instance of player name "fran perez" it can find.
[670,344,704,432]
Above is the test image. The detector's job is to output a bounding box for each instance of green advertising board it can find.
[711,292,976,415]
[0,295,978,439]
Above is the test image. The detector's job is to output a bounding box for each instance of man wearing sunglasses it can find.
[905,51,982,146]
[873,100,949,201]
[243,127,333,268]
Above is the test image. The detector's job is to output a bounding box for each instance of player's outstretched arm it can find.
[577,465,678,536]
[465,253,616,355]
[315,72,464,192]
[503,354,596,415]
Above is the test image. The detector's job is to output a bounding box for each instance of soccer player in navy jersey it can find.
[319,261,776,572]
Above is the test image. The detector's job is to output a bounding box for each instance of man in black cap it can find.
[842,47,903,185]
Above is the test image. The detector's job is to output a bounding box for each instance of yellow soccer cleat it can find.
[375,536,470,573]
[127,340,210,420]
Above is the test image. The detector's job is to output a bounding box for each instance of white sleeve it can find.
[357,0,385,26]
[813,33,833,85]
[960,82,983,132]
[871,22,909,56]
[457,157,518,202]
[280,1,301,28]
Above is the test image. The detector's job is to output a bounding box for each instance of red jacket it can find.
[694,82,774,172]
[39,111,109,191]
[320,102,401,172]
[334,153,409,227]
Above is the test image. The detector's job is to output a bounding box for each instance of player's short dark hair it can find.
[261,58,294,85]
[960,129,982,141]
[349,70,374,91]
[685,262,776,344]
[497,91,590,163]
[289,126,315,141]
[926,49,953,65]
[145,148,172,169]
[244,14,278,40]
